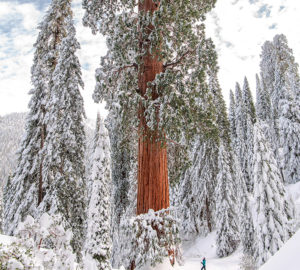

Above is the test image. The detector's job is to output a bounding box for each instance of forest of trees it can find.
[0,0,299,269]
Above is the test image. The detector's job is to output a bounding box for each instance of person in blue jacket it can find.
[201,257,206,270]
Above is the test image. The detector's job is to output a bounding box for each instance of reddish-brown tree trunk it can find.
[137,0,170,215]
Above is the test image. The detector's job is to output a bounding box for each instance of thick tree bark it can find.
[137,0,170,215]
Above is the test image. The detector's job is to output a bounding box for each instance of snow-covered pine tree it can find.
[106,109,136,267]
[83,0,217,215]
[179,64,235,241]
[216,143,239,258]
[4,0,72,235]
[241,77,256,193]
[259,34,299,163]
[83,116,112,270]
[278,66,300,184]
[235,82,251,191]
[234,154,255,257]
[40,16,86,257]
[255,73,276,160]
[112,161,138,269]
[229,89,237,145]
[209,68,231,146]
[107,112,132,226]
[87,112,102,201]
[179,136,218,239]
[242,77,256,125]
[272,35,296,122]
[256,74,271,122]
[253,121,294,266]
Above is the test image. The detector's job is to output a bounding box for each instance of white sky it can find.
[0,0,300,119]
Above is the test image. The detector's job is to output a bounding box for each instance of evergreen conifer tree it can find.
[4,0,72,235]
[179,67,235,241]
[256,74,271,122]
[229,90,237,144]
[253,121,294,266]
[242,77,256,124]
[278,66,300,184]
[40,17,87,256]
[234,154,255,257]
[235,82,251,191]
[260,34,299,168]
[242,77,256,193]
[106,110,137,267]
[179,136,218,239]
[87,112,101,201]
[84,116,112,270]
[215,143,239,258]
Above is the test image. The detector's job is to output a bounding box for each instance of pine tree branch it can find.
[163,49,196,70]
[115,64,138,78]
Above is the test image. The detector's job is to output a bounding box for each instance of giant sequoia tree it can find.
[82,0,216,214]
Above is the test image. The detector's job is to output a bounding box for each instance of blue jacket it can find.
[202,259,206,266]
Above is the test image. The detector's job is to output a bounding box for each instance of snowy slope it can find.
[260,229,300,270]
[137,232,242,270]
[0,234,16,245]
[181,231,242,270]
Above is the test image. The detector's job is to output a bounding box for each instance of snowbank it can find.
[0,234,16,245]
[260,229,300,270]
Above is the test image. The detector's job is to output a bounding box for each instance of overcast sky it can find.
[0,0,300,119]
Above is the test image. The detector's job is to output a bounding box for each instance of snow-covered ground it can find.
[1,182,299,270]
[147,182,300,270]
[135,232,242,270]
[181,232,242,270]
[260,229,300,270]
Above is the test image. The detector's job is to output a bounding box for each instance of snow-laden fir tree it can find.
[209,67,231,146]
[215,143,239,258]
[179,136,218,239]
[112,161,138,269]
[4,0,72,235]
[83,0,217,217]
[87,112,102,201]
[253,121,294,266]
[272,35,297,121]
[83,116,112,270]
[105,109,137,268]
[241,77,256,193]
[234,154,255,257]
[255,73,276,157]
[277,65,300,184]
[234,82,251,192]
[242,77,256,125]
[259,34,299,166]
[255,74,271,123]
[39,16,87,256]
[262,34,300,184]
[179,65,233,241]
[106,110,132,226]
[229,89,237,144]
